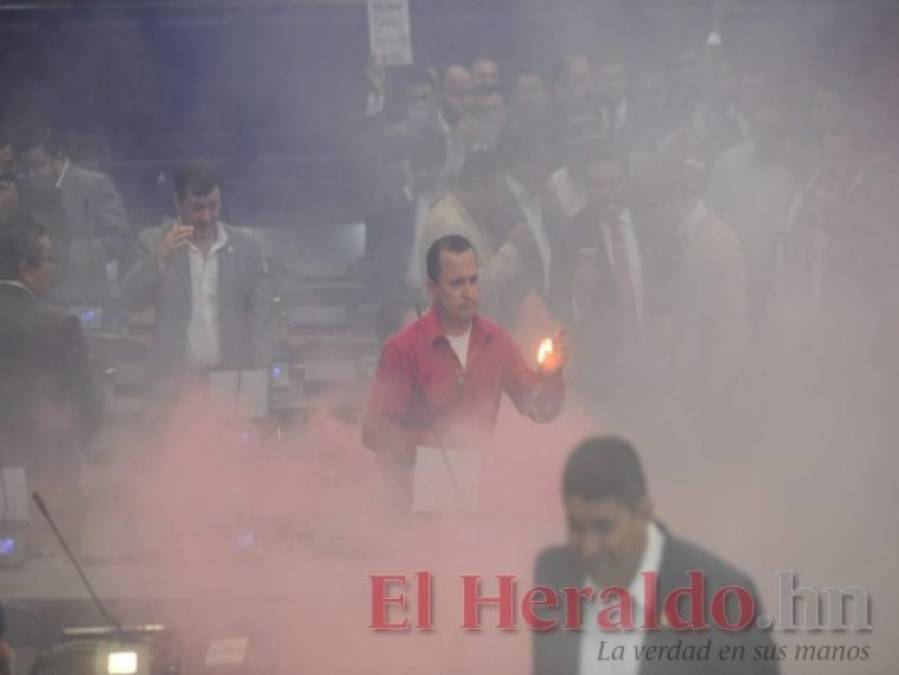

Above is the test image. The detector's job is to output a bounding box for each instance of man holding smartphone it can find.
[120,160,272,408]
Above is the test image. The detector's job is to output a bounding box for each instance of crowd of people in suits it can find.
[360,9,899,451]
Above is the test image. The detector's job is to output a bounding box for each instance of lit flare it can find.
[537,338,554,366]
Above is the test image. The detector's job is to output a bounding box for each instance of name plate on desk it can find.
[412,446,480,512]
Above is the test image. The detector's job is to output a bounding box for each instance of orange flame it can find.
[537,337,554,365]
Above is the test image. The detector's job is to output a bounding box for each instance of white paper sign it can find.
[367,0,413,66]
[412,446,480,512]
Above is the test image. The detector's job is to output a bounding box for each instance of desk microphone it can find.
[31,492,124,639]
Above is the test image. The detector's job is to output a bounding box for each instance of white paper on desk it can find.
[412,446,480,512]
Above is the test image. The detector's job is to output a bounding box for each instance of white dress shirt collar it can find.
[187,221,229,257]
[578,522,666,675]
[625,521,665,603]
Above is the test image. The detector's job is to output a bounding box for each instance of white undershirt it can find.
[578,522,666,675]
[186,223,229,369]
[445,327,471,367]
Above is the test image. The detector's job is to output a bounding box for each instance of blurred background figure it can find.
[11,124,131,306]
[469,55,500,88]
[512,66,552,131]
[560,135,671,412]
[368,126,447,343]
[707,70,799,326]
[0,208,101,551]
[553,53,598,126]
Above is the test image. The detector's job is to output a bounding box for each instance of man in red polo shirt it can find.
[362,234,567,506]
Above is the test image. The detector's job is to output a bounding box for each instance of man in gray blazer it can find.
[14,126,131,303]
[121,160,272,404]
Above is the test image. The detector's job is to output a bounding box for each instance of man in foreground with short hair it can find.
[533,436,779,675]
[362,234,567,507]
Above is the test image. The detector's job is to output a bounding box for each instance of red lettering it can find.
[663,570,708,630]
[596,586,635,630]
[710,585,755,631]
[461,575,517,630]
[369,575,409,630]
[416,571,433,630]
[562,586,595,629]
[641,571,658,629]
[522,586,560,631]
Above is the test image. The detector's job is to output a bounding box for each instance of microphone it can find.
[31,492,125,639]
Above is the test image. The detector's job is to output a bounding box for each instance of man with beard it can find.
[533,436,780,675]
[120,160,271,407]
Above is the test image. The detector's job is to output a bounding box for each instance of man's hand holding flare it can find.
[536,329,568,378]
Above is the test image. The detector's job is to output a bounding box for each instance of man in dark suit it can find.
[0,209,101,543]
[559,135,678,405]
[533,436,780,675]
[120,160,272,405]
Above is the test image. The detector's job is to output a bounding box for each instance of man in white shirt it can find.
[121,160,272,404]
[533,436,780,675]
